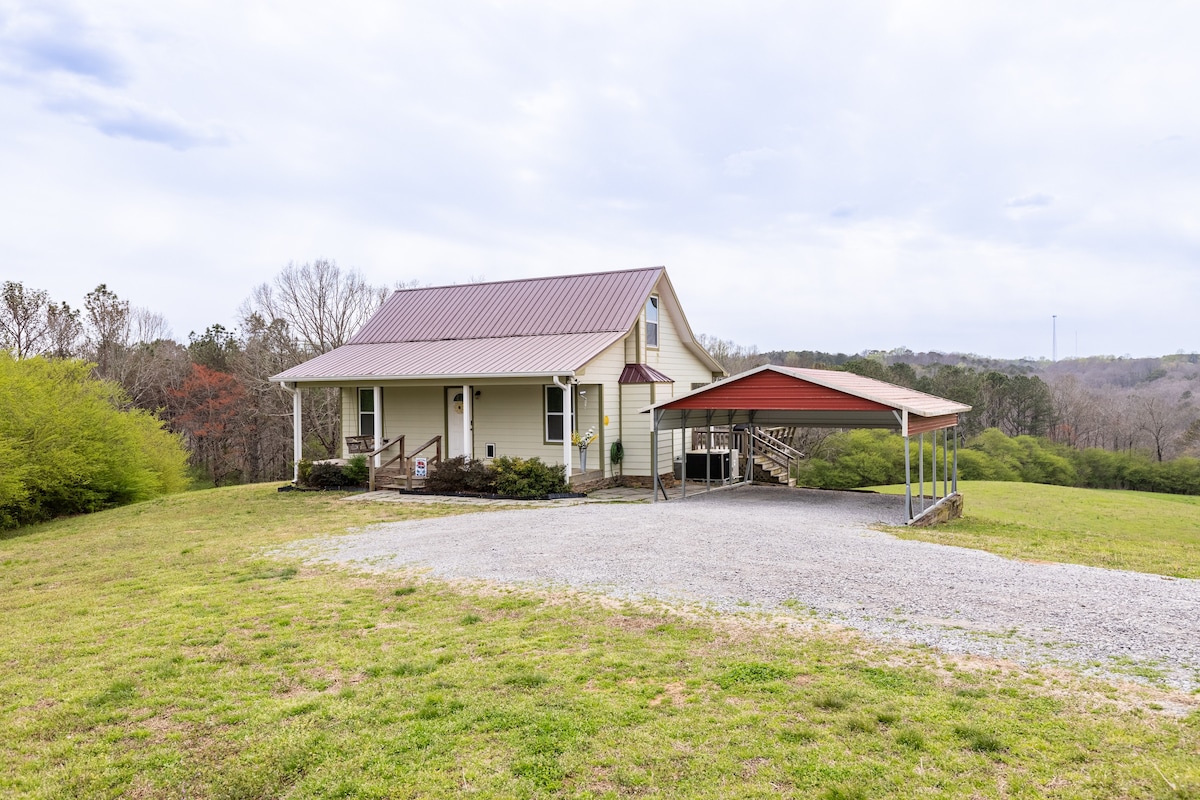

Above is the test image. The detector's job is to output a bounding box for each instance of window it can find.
[545,385,566,442]
[358,388,375,436]
[646,296,659,348]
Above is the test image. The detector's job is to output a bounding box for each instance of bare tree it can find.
[1134,389,1193,462]
[84,284,131,375]
[240,259,389,355]
[0,281,50,357]
[44,302,84,358]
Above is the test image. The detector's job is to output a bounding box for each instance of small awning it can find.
[619,363,674,384]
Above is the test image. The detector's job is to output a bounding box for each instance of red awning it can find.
[619,363,673,384]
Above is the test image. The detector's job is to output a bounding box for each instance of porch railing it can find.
[403,436,442,490]
[367,436,404,492]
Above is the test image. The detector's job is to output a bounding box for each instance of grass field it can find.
[2,485,1198,798]
[874,481,1200,578]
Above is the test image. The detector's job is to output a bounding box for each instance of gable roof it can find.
[350,267,663,344]
[273,267,722,383]
[643,365,972,434]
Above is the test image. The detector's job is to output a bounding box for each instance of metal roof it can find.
[642,365,971,434]
[350,267,663,344]
[619,364,674,384]
[271,266,728,384]
[272,331,624,382]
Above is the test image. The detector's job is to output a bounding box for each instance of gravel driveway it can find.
[294,486,1200,691]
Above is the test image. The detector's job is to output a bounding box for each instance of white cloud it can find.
[1,0,1199,358]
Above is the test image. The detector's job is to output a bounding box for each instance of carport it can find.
[643,365,973,525]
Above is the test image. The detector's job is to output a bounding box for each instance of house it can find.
[272,267,726,486]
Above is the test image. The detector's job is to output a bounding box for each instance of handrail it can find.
[368,436,404,492]
[748,428,803,486]
[407,435,442,459]
[405,435,442,490]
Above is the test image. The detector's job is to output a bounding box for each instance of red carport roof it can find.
[642,365,971,434]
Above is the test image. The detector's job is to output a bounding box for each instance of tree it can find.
[0,281,50,357]
[240,259,388,355]
[44,301,84,359]
[84,283,131,375]
[171,364,250,485]
[0,353,188,528]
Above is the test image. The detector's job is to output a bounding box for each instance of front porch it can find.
[284,378,617,489]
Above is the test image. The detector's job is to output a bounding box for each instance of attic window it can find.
[646,296,659,348]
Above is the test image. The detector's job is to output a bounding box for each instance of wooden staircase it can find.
[691,427,803,487]
[749,428,801,487]
[361,435,442,491]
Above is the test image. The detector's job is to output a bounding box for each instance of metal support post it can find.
[651,409,659,503]
[918,432,925,513]
[680,410,688,499]
[903,434,912,523]
[952,425,959,493]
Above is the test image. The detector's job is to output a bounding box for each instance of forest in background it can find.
[698,336,1200,465]
[2,268,1197,493]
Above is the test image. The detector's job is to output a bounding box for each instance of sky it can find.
[1,1,1198,360]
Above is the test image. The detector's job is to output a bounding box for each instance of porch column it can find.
[292,384,302,483]
[373,385,383,468]
[563,383,573,484]
[462,384,472,459]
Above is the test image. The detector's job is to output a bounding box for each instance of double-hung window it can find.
[646,296,659,348]
[545,385,567,442]
[358,388,375,436]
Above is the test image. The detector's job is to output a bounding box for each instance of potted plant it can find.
[571,426,597,472]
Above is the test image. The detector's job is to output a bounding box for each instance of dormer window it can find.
[646,295,659,348]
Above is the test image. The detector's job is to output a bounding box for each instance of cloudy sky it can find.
[2,1,1197,359]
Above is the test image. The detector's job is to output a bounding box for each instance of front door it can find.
[446,389,464,457]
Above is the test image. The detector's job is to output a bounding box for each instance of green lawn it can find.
[1,485,1198,798]
[874,481,1200,578]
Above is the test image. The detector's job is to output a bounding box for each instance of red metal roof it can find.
[643,366,972,433]
[619,363,674,384]
[663,369,891,411]
[351,267,663,344]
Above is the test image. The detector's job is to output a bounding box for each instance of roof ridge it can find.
[363,330,631,345]
[389,266,664,295]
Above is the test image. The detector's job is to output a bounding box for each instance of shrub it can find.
[492,456,567,498]
[306,462,349,488]
[342,455,369,486]
[0,354,190,529]
[425,456,496,494]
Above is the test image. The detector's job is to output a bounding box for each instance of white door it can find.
[447,389,464,457]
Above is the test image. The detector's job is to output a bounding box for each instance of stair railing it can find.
[404,436,442,490]
[367,436,405,492]
[749,428,804,485]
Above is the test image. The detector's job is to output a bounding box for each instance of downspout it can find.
[280,381,302,483]
[552,375,574,485]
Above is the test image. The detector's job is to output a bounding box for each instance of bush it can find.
[342,455,369,486]
[0,354,190,529]
[426,456,496,494]
[492,456,567,498]
[306,462,349,488]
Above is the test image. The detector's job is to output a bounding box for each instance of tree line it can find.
[697,336,1200,465]
[0,260,399,488]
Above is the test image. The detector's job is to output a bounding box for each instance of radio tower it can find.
[1052,315,1057,362]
